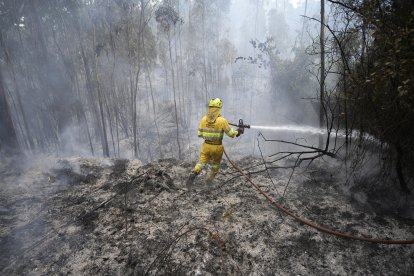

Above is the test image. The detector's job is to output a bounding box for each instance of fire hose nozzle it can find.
[238,118,250,129]
[229,119,250,129]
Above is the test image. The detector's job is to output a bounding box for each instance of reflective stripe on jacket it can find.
[197,116,236,142]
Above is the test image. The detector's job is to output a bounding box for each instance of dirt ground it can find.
[0,156,413,275]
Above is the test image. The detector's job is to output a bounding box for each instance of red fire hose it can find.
[223,150,414,245]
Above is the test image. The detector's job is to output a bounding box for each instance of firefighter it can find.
[186,98,243,186]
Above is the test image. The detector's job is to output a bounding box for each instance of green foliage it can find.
[155,3,183,32]
[349,1,414,140]
[336,0,414,190]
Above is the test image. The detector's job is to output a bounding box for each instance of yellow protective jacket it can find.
[197,107,237,145]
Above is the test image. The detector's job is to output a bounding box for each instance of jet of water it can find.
[250,125,326,135]
[250,124,377,143]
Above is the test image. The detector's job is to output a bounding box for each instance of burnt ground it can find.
[0,156,413,275]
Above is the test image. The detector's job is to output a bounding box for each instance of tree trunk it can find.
[75,13,106,157]
[300,0,308,47]
[146,68,163,158]
[343,67,348,148]
[201,1,209,103]
[168,29,182,160]
[319,0,325,148]
[29,0,48,62]
[132,68,140,159]
[0,32,35,152]
[95,75,109,158]
[0,69,20,156]
[396,143,410,194]
[93,24,110,157]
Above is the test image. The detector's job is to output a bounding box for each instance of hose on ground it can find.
[223,150,414,245]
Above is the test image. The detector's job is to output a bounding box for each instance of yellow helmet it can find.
[208,98,223,108]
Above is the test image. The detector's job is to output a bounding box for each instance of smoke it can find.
[58,125,94,157]
[1,0,329,162]
[336,145,414,219]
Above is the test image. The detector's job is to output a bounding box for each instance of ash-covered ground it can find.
[0,156,413,275]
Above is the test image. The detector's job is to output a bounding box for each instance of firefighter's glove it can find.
[236,128,244,137]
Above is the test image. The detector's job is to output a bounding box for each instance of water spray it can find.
[232,121,377,143]
[230,120,326,136]
[250,125,326,135]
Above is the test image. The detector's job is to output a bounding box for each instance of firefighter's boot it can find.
[206,171,217,185]
[186,171,198,188]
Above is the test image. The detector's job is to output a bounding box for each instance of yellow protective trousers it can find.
[192,142,224,179]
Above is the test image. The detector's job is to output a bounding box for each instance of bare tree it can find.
[319,0,325,148]
[156,3,183,160]
[0,68,20,156]
[0,31,34,152]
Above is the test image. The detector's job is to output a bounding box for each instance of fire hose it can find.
[223,150,414,245]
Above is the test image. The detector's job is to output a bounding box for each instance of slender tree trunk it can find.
[15,24,37,150]
[4,79,27,150]
[0,31,34,151]
[343,67,348,148]
[300,0,308,47]
[132,68,140,159]
[109,23,120,157]
[74,65,94,155]
[93,24,110,157]
[396,143,410,194]
[30,0,66,151]
[201,1,209,103]
[118,85,130,139]
[177,3,187,129]
[83,110,94,156]
[7,60,34,151]
[75,11,106,157]
[0,68,20,156]
[319,0,325,148]
[103,90,116,156]
[173,26,183,125]
[96,80,110,157]
[128,56,141,159]
[168,30,182,160]
[115,107,120,158]
[146,68,163,158]
[29,0,48,62]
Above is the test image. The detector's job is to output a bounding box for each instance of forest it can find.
[0,0,413,275]
[0,0,413,189]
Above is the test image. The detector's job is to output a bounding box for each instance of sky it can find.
[289,0,306,8]
[289,0,320,9]
[227,0,322,58]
